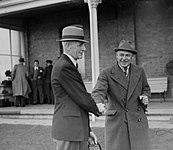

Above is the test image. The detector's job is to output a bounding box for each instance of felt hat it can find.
[114,40,137,54]
[58,25,88,43]
[19,57,25,62]
[46,60,53,64]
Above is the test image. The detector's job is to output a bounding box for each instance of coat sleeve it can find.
[11,65,17,80]
[91,69,108,103]
[141,68,151,98]
[52,65,101,116]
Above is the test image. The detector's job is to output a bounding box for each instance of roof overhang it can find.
[0,0,73,17]
[0,0,83,30]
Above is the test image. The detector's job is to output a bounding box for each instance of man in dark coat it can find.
[92,40,151,150]
[51,25,102,150]
[44,60,54,104]
[30,60,44,104]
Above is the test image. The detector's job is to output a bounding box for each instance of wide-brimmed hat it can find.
[114,40,137,54]
[19,57,25,62]
[58,25,88,43]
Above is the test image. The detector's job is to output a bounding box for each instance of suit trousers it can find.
[54,140,88,150]
[32,81,44,104]
[44,82,53,104]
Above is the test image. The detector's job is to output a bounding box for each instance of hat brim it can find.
[114,48,137,54]
[56,38,88,43]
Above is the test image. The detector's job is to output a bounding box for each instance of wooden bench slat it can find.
[147,77,168,102]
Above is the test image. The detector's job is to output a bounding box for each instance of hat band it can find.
[62,35,84,40]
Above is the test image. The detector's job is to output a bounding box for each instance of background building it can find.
[0,0,173,100]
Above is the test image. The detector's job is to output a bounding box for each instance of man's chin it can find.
[121,63,129,67]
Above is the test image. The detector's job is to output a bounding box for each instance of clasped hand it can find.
[96,103,106,114]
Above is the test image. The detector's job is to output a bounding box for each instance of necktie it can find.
[123,67,127,76]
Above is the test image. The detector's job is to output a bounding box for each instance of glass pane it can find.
[0,28,10,54]
[0,55,11,82]
[20,32,25,58]
[11,56,20,69]
[11,30,21,56]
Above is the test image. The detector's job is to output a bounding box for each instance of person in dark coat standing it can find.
[51,25,103,150]
[44,60,54,104]
[11,57,31,107]
[30,60,44,104]
[92,40,151,150]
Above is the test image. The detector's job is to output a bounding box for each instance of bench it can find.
[147,77,168,102]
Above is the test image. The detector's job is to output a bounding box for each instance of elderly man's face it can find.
[116,50,133,68]
[68,41,86,60]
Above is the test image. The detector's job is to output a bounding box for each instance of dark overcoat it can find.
[51,54,100,142]
[92,63,151,150]
[44,65,53,84]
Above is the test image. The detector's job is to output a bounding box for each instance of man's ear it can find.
[65,43,71,52]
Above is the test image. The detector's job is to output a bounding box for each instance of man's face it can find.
[68,41,86,60]
[34,62,39,67]
[116,50,133,68]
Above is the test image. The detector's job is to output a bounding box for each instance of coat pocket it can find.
[104,109,117,116]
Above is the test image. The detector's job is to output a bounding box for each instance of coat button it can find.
[124,120,128,124]
[126,109,128,112]
[138,118,141,122]
[137,107,141,111]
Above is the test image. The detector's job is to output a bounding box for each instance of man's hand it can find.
[89,131,97,145]
[96,103,105,114]
[139,95,149,105]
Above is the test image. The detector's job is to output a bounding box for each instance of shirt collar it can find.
[117,63,130,74]
[64,52,77,67]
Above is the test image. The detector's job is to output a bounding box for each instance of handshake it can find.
[96,103,106,114]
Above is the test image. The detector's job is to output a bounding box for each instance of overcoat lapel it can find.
[110,64,129,90]
[62,54,86,90]
[127,64,141,100]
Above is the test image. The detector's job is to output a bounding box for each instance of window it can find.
[0,28,25,82]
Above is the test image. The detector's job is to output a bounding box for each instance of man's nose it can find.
[82,45,86,51]
[122,55,127,59]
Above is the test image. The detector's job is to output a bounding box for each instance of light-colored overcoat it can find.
[51,54,100,142]
[12,64,31,98]
[92,63,151,150]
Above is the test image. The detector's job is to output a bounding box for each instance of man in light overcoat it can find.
[92,40,151,150]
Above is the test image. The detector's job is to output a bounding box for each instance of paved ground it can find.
[1,101,173,128]
[0,101,173,150]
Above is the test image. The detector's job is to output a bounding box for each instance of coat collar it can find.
[61,54,86,90]
[110,63,141,100]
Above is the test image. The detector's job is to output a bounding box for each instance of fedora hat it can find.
[58,25,88,43]
[19,57,25,62]
[114,40,137,54]
[46,60,53,64]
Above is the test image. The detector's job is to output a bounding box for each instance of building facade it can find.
[0,0,173,100]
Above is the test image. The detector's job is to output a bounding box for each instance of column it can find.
[84,0,101,87]
[84,0,102,121]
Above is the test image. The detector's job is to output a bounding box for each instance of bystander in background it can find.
[44,60,54,104]
[11,57,31,107]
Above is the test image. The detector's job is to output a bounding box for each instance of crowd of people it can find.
[11,58,54,107]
